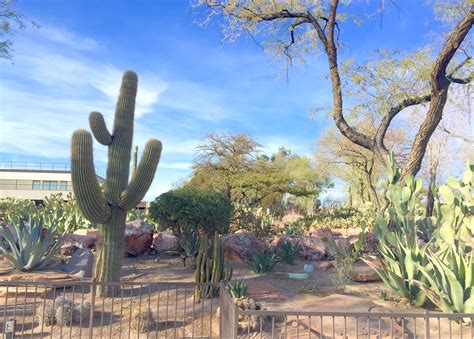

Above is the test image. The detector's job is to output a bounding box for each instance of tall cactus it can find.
[71,71,162,297]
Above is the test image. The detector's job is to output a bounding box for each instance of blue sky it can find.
[0,1,450,200]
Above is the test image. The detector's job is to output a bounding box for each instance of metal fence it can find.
[0,161,106,178]
[2,279,474,338]
[219,282,474,339]
[1,279,219,338]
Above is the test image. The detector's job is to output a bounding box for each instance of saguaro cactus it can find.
[71,71,162,297]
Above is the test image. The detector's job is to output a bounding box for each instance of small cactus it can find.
[131,307,155,333]
[54,296,74,326]
[72,301,91,323]
[36,302,55,326]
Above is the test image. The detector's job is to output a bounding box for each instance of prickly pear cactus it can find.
[71,71,162,297]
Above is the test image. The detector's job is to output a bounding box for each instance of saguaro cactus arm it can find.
[89,112,112,145]
[120,139,162,210]
[71,129,111,223]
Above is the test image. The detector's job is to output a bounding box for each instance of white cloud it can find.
[38,26,100,51]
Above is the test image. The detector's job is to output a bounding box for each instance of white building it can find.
[0,161,105,203]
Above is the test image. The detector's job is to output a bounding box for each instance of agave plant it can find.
[277,240,301,265]
[0,219,62,271]
[229,280,248,299]
[412,249,473,314]
[249,250,276,274]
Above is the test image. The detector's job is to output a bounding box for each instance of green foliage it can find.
[0,219,62,271]
[292,206,373,230]
[277,240,301,265]
[324,237,356,291]
[249,249,276,274]
[231,204,274,238]
[281,224,303,236]
[0,194,95,233]
[149,187,232,237]
[413,249,473,314]
[229,280,248,299]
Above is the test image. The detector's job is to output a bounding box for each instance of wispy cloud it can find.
[38,26,100,51]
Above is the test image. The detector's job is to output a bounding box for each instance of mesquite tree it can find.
[71,71,162,297]
[196,0,473,179]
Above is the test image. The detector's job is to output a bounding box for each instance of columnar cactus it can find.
[71,71,162,297]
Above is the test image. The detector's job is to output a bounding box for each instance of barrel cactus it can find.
[71,71,162,297]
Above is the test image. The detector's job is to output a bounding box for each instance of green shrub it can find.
[0,219,62,271]
[292,206,373,230]
[281,225,303,236]
[149,187,232,237]
[277,240,301,265]
[249,250,276,274]
[231,204,274,238]
[1,193,95,233]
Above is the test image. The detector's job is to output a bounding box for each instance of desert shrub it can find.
[131,307,155,333]
[249,250,276,274]
[277,240,301,265]
[324,237,356,291]
[292,206,373,230]
[1,193,95,233]
[149,187,232,237]
[231,204,274,238]
[281,224,303,236]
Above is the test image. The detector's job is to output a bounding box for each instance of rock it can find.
[306,227,335,238]
[350,260,382,282]
[124,220,154,256]
[270,235,326,260]
[314,260,334,270]
[61,233,98,255]
[221,232,266,261]
[63,248,94,279]
[152,231,180,253]
[73,228,100,237]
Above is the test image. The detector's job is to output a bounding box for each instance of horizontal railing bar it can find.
[237,309,474,319]
[0,280,219,287]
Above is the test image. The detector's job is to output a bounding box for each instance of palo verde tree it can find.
[196,0,473,179]
[71,71,162,297]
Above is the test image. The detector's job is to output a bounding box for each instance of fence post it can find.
[424,310,430,339]
[89,278,97,339]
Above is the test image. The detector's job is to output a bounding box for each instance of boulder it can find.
[305,227,336,238]
[350,260,382,283]
[73,228,100,237]
[221,232,266,261]
[152,231,180,253]
[124,220,154,256]
[270,235,326,260]
[63,248,94,279]
[61,233,98,256]
[347,231,378,252]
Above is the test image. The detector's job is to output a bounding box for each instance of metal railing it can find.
[1,279,219,338]
[0,161,106,179]
[2,279,474,338]
[220,282,474,339]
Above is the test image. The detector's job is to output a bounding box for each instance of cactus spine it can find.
[194,232,232,300]
[71,71,162,297]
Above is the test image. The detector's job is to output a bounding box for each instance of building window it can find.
[32,181,41,190]
[42,181,58,190]
[59,181,68,191]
